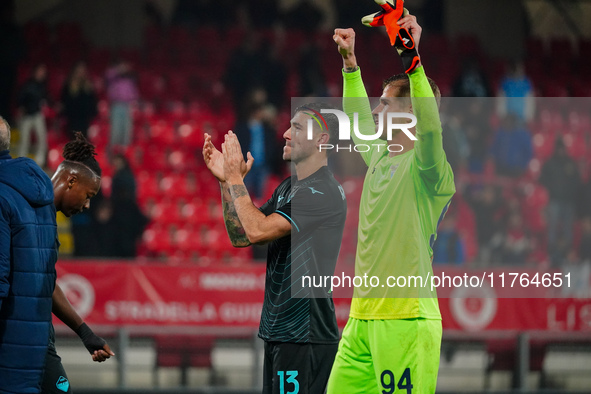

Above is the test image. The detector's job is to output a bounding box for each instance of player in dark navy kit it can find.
[43,133,114,394]
[203,103,347,394]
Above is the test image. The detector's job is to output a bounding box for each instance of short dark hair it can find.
[382,73,441,107]
[0,116,10,151]
[294,102,339,148]
[62,132,102,177]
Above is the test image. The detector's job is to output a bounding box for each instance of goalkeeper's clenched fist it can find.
[333,28,358,73]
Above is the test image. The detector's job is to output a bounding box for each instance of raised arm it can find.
[399,14,444,170]
[334,28,382,166]
[203,133,252,247]
[222,132,291,244]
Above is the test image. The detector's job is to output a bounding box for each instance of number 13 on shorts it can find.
[277,370,299,394]
[380,368,413,394]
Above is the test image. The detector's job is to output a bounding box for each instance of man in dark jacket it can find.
[539,138,582,265]
[0,116,58,393]
[233,102,282,199]
[17,63,49,166]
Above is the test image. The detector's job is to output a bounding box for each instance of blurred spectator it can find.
[143,0,165,27]
[463,100,491,174]
[433,213,465,264]
[0,0,25,124]
[111,153,137,201]
[109,154,147,257]
[579,176,591,218]
[441,113,469,171]
[336,0,376,27]
[539,138,581,264]
[283,0,324,31]
[92,199,116,257]
[105,59,138,152]
[260,39,288,110]
[497,61,535,123]
[246,0,279,29]
[224,34,265,116]
[466,184,503,263]
[490,114,532,177]
[298,42,328,97]
[70,189,106,257]
[17,63,49,166]
[234,102,281,199]
[452,59,492,98]
[420,0,444,33]
[172,0,232,27]
[491,212,531,264]
[579,217,591,264]
[60,61,97,138]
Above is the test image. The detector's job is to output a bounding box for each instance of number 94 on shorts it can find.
[327,318,442,394]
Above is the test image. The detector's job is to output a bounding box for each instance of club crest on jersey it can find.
[56,376,69,392]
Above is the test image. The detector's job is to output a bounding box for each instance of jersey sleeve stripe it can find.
[276,210,300,232]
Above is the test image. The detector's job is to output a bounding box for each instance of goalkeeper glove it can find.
[362,0,420,74]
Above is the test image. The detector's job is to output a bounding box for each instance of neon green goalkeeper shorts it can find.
[327,317,442,394]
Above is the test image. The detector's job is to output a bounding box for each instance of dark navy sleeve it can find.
[0,196,11,305]
[259,188,277,216]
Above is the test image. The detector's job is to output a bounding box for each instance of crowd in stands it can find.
[2,1,591,268]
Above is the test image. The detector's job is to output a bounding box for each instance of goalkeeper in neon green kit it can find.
[327,3,455,393]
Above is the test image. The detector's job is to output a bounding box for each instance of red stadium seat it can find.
[86,48,112,75]
[532,133,555,162]
[46,147,65,172]
[522,182,548,233]
[138,71,166,101]
[168,26,191,49]
[542,83,569,98]
[159,172,183,196]
[180,199,212,227]
[24,22,50,47]
[117,48,141,67]
[148,121,176,146]
[571,82,591,98]
[567,111,591,133]
[563,133,588,160]
[177,122,202,148]
[525,158,542,181]
[525,37,546,59]
[137,171,162,201]
[56,22,84,45]
[141,224,172,257]
[147,199,179,225]
[170,148,199,172]
[142,146,169,172]
[456,34,481,58]
[549,38,574,60]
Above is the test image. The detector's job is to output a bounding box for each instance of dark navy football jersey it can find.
[258,166,347,344]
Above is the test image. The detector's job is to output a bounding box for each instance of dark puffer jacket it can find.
[0,151,58,394]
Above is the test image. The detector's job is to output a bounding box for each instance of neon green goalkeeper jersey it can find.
[343,66,455,320]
